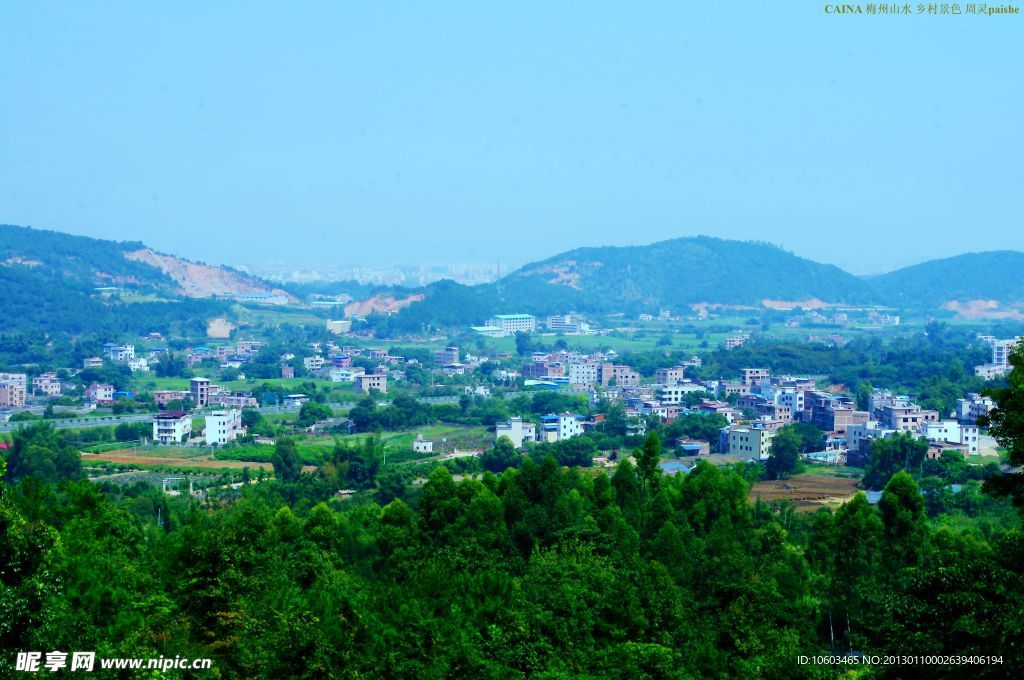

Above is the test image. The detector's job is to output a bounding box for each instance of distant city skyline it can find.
[2,3,1020,276]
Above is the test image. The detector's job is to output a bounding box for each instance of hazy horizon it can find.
[2,3,1020,276]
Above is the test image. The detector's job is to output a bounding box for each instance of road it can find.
[0,405,301,433]
[1,392,511,433]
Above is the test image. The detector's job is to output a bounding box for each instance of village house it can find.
[354,373,388,394]
[0,381,27,408]
[190,377,211,407]
[433,346,460,365]
[153,410,192,444]
[103,343,135,362]
[32,372,62,397]
[85,384,115,404]
[495,416,537,449]
[413,433,434,454]
[655,366,687,385]
[205,409,244,445]
[154,390,189,408]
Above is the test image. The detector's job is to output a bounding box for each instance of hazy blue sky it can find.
[2,2,1020,274]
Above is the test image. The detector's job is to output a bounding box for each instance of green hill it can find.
[503,236,880,309]
[0,224,241,338]
[867,251,1024,309]
[376,237,881,333]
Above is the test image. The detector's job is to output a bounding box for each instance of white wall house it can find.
[496,417,537,449]
[923,420,980,455]
[205,409,244,445]
[153,411,192,444]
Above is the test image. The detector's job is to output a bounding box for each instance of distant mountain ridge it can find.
[0,224,290,300]
[374,238,1024,331]
[0,224,288,336]
[3,224,1023,336]
[868,250,1024,314]
[505,236,881,308]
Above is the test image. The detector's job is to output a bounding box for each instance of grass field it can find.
[750,474,860,511]
[306,424,492,454]
[81,450,275,472]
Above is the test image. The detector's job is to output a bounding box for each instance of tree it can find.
[612,459,642,529]
[296,401,333,427]
[3,421,82,484]
[155,351,189,378]
[878,470,927,567]
[271,437,302,482]
[376,469,407,505]
[787,422,824,453]
[664,413,727,449]
[765,426,802,480]
[514,331,535,356]
[863,432,928,490]
[637,432,662,501]
[855,382,873,411]
[482,436,522,473]
[115,422,149,442]
[981,344,1024,509]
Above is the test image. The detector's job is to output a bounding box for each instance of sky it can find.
[1,2,1020,275]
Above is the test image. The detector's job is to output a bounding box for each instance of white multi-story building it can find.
[975,364,1004,381]
[0,372,27,389]
[485,314,537,334]
[655,366,687,385]
[496,416,537,449]
[923,420,980,455]
[103,343,136,363]
[205,409,244,445]
[771,387,806,415]
[32,373,62,397]
[992,337,1022,369]
[975,336,1021,379]
[656,382,705,405]
[727,427,775,460]
[153,410,192,444]
[539,412,583,443]
[567,362,599,387]
[546,314,588,334]
[304,355,325,372]
[208,392,259,409]
[327,319,352,335]
[329,367,365,382]
[846,421,897,455]
[956,393,995,425]
[127,357,150,373]
[85,384,114,404]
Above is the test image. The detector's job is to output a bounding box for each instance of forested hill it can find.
[376,237,881,333]
[505,236,881,308]
[0,224,263,337]
[0,224,174,291]
[371,238,1024,333]
[867,251,1024,309]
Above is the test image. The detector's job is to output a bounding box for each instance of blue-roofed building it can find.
[538,412,584,443]
[660,460,693,476]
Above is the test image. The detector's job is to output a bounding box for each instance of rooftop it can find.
[155,410,190,419]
